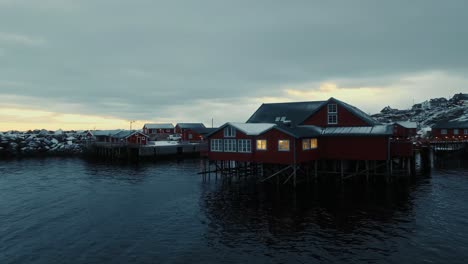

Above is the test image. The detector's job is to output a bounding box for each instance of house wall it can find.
[181,129,203,141]
[302,103,369,127]
[208,126,320,164]
[432,128,468,138]
[393,125,417,138]
[319,136,389,160]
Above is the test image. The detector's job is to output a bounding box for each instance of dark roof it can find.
[321,125,392,136]
[190,127,218,135]
[112,130,148,139]
[331,98,380,126]
[246,101,326,126]
[276,125,322,138]
[246,97,379,126]
[176,123,206,129]
[144,123,174,129]
[433,120,468,129]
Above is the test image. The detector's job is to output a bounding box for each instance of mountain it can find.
[371,93,468,136]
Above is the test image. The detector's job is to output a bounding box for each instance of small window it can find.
[441,129,447,135]
[328,114,337,124]
[278,140,290,151]
[224,126,236,137]
[257,140,267,150]
[238,139,251,153]
[328,104,337,113]
[224,139,237,152]
[454,129,459,135]
[302,138,318,150]
[464,129,468,135]
[188,134,193,139]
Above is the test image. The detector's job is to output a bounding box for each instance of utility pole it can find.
[130,120,135,130]
[211,118,214,128]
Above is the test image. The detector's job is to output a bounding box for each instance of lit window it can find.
[278,140,290,151]
[454,129,459,135]
[224,126,236,137]
[302,138,318,150]
[224,139,237,152]
[441,129,447,135]
[238,139,251,153]
[211,139,223,152]
[257,140,267,150]
[328,104,337,113]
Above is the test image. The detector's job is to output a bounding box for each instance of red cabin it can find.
[432,120,468,140]
[175,123,206,141]
[207,97,412,164]
[111,130,149,145]
[392,121,417,138]
[143,123,174,140]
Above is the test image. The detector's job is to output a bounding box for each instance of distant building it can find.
[91,130,148,145]
[432,120,468,139]
[143,123,175,140]
[451,93,468,106]
[429,98,448,108]
[175,123,206,141]
[393,121,417,138]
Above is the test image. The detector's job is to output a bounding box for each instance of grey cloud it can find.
[0,0,467,122]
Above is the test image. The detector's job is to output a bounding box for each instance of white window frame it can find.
[454,129,459,135]
[441,129,447,135]
[224,139,237,152]
[238,139,252,153]
[328,104,337,113]
[224,126,236,137]
[211,139,223,152]
[256,139,267,151]
[327,103,338,125]
[278,140,290,151]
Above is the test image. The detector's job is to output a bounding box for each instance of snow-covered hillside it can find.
[372,93,468,136]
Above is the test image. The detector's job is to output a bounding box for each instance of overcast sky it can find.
[1,0,467,130]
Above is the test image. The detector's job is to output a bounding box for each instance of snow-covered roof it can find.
[144,123,174,129]
[395,121,417,129]
[322,125,392,136]
[93,130,123,136]
[226,122,276,135]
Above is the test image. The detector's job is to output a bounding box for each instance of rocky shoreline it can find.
[0,130,87,158]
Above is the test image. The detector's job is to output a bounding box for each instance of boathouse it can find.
[432,120,468,140]
[392,121,418,138]
[143,123,175,140]
[175,123,206,141]
[205,97,415,183]
[111,130,149,145]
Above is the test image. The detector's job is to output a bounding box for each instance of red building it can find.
[432,120,468,140]
[207,97,412,165]
[143,123,174,140]
[392,121,418,138]
[175,123,206,141]
[92,130,148,145]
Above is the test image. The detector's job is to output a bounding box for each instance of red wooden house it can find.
[432,120,468,140]
[111,130,149,145]
[143,123,174,140]
[207,97,412,167]
[175,123,206,141]
[392,121,418,138]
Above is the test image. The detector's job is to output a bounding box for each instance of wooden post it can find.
[340,160,344,181]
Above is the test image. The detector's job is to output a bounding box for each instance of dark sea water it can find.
[1,156,468,264]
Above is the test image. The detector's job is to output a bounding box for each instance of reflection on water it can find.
[0,156,467,264]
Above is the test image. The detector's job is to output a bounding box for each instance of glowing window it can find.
[302,138,318,150]
[278,140,290,151]
[257,140,267,150]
